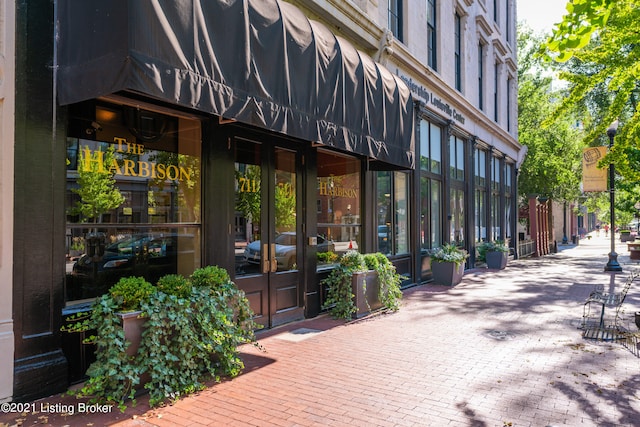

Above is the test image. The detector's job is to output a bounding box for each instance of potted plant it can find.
[620,229,634,242]
[140,266,260,406]
[64,266,261,410]
[322,251,403,320]
[62,276,156,409]
[322,251,368,319]
[427,243,468,286]
[363,253,403,313]
[477,240,509,270]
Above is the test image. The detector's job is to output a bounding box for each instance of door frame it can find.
[223,130,307,328]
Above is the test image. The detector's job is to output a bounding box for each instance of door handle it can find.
[270,244,277,272]
[262,243,270,274]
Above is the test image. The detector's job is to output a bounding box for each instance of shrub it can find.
[317,251,338,264]
[156,274,192,299]
[190,265,231,290]
[108,276,156,312]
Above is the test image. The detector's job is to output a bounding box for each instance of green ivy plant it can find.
[140,266,260,406]
[364,253,403,312]
[65,277,156,411]
[64,267,261,410]
[322,251,403,320]
[321,251,367,319]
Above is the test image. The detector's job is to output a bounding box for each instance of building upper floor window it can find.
[505,0,511,42]
[491,155,501,191]
[478,43,484,111]
[454,12,462,92]
[427,0,437,70]
[507,77,512,131]
[494,62,500,122]
[388,0,403,42]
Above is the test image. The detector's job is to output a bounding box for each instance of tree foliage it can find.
[541,0,640,224]
[517,25,584,202]
[71,145,125,224]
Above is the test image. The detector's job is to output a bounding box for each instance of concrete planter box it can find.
[628,243,640,260]
[352,271,382,318]
[620,232,634,242]
[485,251,508,270]
[431,261,464,286]
[118,311,149,391]
[118,311,146,356]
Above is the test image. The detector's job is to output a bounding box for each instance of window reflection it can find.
[317,151,360,269]
[377,171,410,256]
[65,101,201,303]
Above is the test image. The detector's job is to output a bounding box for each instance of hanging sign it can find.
[582,147,607,192]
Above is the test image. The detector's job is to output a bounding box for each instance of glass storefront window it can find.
[377,171,410,256]
[475,189,486,242]
[450,188,465,245]
[505,164,513,241]
[431,180,442,246]
[394,172,409,254]
[420,120,442,173]
[233,141,299,275]
[420,181,442,250]
[491,194,501,241]
[317,150,361,269]
[378,171,392,255]
[475,148,487,242]
[65,101,201,303]
[450,135,465,180]
[475,149,486,187]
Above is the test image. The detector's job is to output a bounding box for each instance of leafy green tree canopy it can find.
[517,25,584,202]
[542,0,640,183]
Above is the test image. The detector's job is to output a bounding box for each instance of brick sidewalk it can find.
[2,233,639,426]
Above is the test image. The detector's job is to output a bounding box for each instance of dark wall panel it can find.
[13,0,68,400]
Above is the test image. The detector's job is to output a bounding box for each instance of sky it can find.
[517,0,569,35]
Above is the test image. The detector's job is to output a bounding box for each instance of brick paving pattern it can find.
[2,233,639,426]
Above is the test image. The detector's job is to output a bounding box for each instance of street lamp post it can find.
[604,120,622,272]
[562,201,568,245]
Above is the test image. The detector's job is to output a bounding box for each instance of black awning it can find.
[57,0,414,169]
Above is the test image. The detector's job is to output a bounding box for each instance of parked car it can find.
[244,232,335,271]
[68,233,184,300]
[378,224,390,253]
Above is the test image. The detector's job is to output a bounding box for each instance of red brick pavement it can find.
[2,233,640,427]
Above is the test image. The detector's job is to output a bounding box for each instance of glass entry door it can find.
[233,137,303,328]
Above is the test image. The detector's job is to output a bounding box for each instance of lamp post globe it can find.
[604,120,622,272]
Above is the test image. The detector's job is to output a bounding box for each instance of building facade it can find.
[0,0,523,402]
